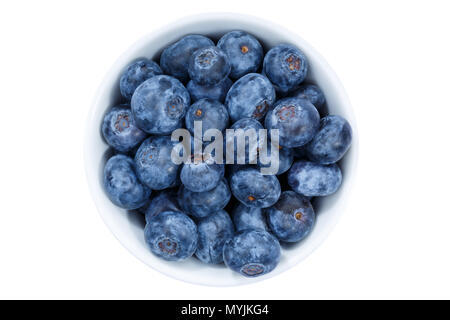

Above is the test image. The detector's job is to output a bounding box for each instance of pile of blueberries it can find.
[101,31,352,278]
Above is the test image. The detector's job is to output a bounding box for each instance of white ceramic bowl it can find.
[84,13,358,286]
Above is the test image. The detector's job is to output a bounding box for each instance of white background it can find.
[1,0,449,299]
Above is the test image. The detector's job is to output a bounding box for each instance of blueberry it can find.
[178,178,231,218]
[266,191,315,242]
[223,229,281,277]
[225,73,275,122]
[288,160,342,197]
[263,44,308,93]
[135,136,180,190]
[230,167,281,208]
[145,189,181,223]
[226,117,266,165]
[119,59,163,100]
[160,35,214,82]
[180,156,224,192]
[187,78,232,103]
[257,142,294,175]
[185,99,229,136]
[217,31,263,79]
[293,84,326,116]
[306,115,352,164]
[131,75,190,134]
[232,203,269,232]
[195,210,234,264]
[265,97,320,148]
[101,105,147,153]
[188,46,231,86]
[103,154,151,210]
[144,211,197,261]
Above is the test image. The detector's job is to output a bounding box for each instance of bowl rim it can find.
[84,12,359,287]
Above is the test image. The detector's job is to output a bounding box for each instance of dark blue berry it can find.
[288,160,342,197]
[263,44,308,94]
[195,210,234,264]
[102,105,147,152]
[188,46,231,86]
[230,167,281,208]
[306,115,352,164]
[103,154,151,209]
[145,189,181,223]
[180,157,225,192]
[119,59,163,100]
[185,98,229,136]
[293,84,326,116]
[225,73,275,122]
[223,229,281,277]
[266,191,315,242]
[134,136,180,190]
[187,78,232,103]
[178,178,231,218]
[217,31,263,79]
[232,203,270,232]
[160,35,214,82]
[144,211,197,261]
[131,75,190,134]
[265,97,320,148]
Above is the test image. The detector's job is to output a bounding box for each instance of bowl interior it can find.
[85,13,358,286]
